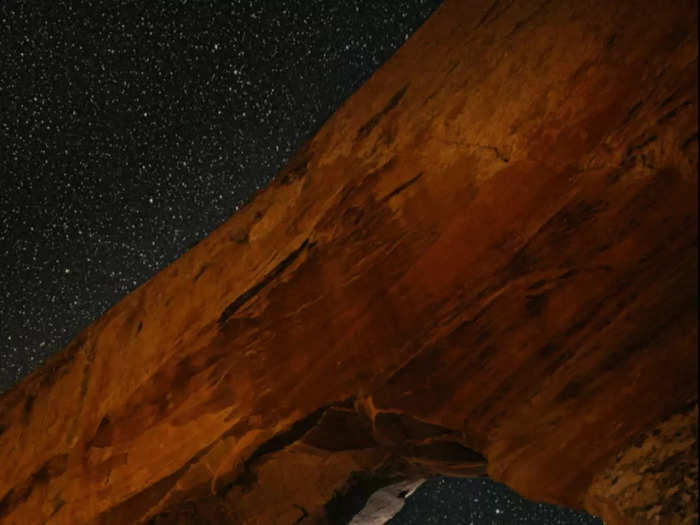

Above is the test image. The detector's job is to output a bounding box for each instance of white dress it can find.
[348,479,425,525]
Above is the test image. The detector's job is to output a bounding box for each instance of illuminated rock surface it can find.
[0,0,696,524]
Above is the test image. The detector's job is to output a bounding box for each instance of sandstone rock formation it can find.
[0,0,697,524]
[585,405,698,524]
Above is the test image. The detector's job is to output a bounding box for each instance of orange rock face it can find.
[0,0,696,524]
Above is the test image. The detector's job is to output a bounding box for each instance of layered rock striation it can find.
[0,0,697,524]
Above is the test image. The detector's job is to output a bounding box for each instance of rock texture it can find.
[0,0,697,524]
[585,404,698,524]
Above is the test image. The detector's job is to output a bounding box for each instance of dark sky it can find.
[0,1,601,523]
[391,478,600,525]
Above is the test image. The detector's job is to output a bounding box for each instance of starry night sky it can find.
[391,478,601,525]
[1,1,602,523]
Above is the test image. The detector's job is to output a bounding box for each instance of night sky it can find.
[390,478,601,525]
[1,1,602,523]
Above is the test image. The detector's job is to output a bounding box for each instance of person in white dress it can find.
[348,478,426,525]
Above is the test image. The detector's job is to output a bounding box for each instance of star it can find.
[0,2,605,523]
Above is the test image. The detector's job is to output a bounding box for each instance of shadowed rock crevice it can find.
[219,403,333,495]
[357,84,409,140]
[218,237,313,325]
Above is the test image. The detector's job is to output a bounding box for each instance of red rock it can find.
[0,0,696,523]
